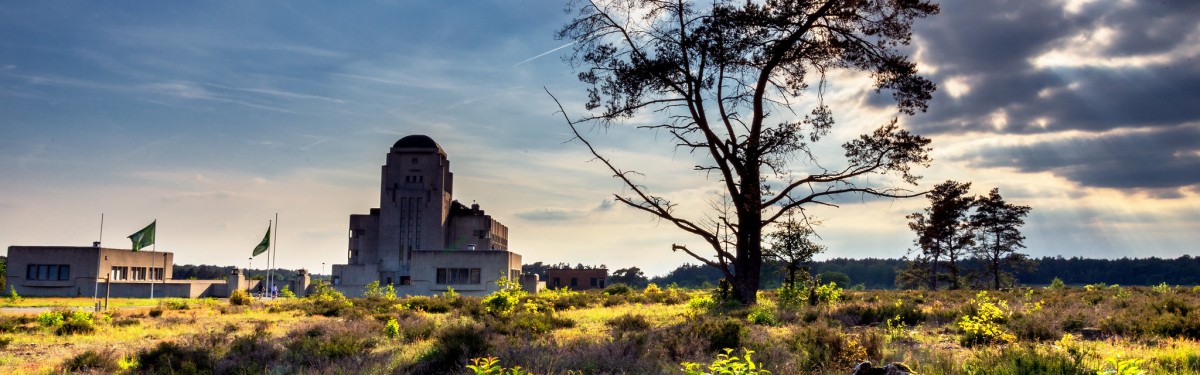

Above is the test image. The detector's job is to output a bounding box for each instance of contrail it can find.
[514,41,577,67]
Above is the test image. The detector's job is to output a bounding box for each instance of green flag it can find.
[252,225,270,257]
[128,220,156,252]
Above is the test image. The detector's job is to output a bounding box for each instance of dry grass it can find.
[0,286,1198,374]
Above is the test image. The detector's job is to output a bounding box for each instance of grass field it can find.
[1,283,1199,374]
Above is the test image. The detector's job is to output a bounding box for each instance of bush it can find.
[747,308,776,326]
[56,310,96,336]
[418,322,489,373]
[482,277,527,316]
[1046,277,1066,290]
[148,307,164,318]
[64,349,121,372]
[229,289,254,306]
[695,318,745,352]
[161,298,190,310]
[681,348,771,375]
[812,282,842,306]
[37,310,65,327]
[467,357,532,375]
[138,341,215,374]
[958,291,1015,346]
[280,284,295,298]
[604,283,633,295]
[607,313,651,333]
[384,318,400,339]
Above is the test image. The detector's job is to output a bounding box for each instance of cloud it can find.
[514,199,614,222]
[953,124,1200,191]
[888,0,1200,191]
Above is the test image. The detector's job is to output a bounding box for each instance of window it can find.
[132,267,147,280]
[570,277,578,287]
[111,266,129,281]
[436,268,481,284]
[553,278,560,287]
[150,267,164,281]
[25,264,71,281]
[590,277,598,287]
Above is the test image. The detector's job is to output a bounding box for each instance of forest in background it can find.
[1,255,1192,291]
[525,255,1200,290]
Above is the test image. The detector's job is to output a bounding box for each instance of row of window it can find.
[27,264,70,281]
[551,277,607,288]
[436,268,481,285]
[110,266,164,281]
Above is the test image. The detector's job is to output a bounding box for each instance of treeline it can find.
[545,255,1200,290]
[171,264,302,282]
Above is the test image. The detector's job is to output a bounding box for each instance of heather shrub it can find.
[607,313,651,333]
[64,349,121,373]
[747,307,776,326]
[56,309,96,336]
[604,283,633,295]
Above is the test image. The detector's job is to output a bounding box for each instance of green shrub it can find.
[1098,355,1145,375]
[467,357,532,375]
[6,286,19,303]
[688,294,717,314]
[279,284,295,298]
[812,282,842,306]
[958,291,1015,346]
[0,336,12,350]
[37,310,64,327]
[161,298,190,310]
[604,283,633,295]
[482,277,527,316]
[56,310,96,335]
[384,318,400,339]
[229,289,254,306]
[1153,282,1176,294]
[776,283,804,310]
[681,348,771,375]
[747,308,776,326]
[148,307,164,318]
[1047,277,1066,290]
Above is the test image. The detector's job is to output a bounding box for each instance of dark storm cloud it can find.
[954,124,1200,191]
[888,0,1200,190]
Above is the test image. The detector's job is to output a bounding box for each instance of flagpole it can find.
[270,212,279,297]
[149,219,157,299]
[93,213,104,305]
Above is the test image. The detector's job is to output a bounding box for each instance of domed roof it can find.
[392,135,440,149]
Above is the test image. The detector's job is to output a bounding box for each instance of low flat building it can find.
[547,268,608,290]
[4,245,310,298]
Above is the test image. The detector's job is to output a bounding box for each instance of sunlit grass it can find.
[1,297,163,308]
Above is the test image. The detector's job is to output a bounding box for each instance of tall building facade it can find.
[332,135,520,296]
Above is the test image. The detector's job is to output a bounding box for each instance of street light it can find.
[321,263,326,280]
[248,257,252,273]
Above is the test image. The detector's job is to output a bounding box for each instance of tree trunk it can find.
[732,166,763,305]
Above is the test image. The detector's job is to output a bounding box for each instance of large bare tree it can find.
[551,0,939,304]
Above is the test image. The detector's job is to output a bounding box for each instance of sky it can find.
[1,0,1197,277]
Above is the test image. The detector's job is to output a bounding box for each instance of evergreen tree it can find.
[765,215,826,286]
[970,188,1033,289]
[907,180,975,289]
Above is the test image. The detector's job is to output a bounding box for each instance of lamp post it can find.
[321,263,326,281]
[248,257,252,273]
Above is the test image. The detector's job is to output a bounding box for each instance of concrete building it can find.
[4,245,310,298]
[547,268,609,290]
[332,135,523,297]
